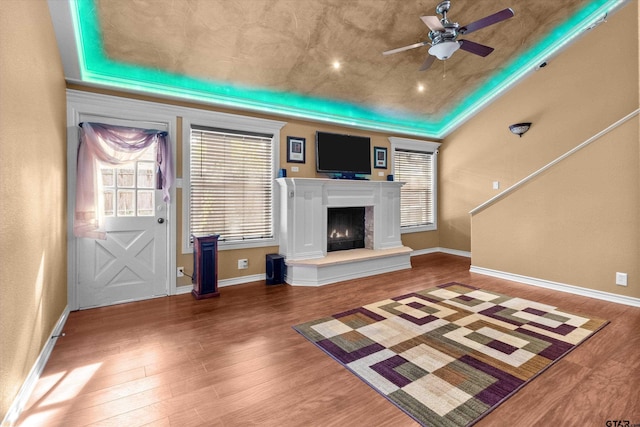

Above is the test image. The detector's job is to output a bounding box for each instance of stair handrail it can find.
[470,108,639,215]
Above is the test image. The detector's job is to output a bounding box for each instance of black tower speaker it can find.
[191,234,219,299]
[266,254,285,285]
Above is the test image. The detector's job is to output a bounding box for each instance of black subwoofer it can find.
[266,254,285,285]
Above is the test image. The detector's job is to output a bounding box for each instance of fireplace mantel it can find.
[276,178,412,285]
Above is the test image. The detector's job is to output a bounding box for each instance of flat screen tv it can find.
[316,131,371,177]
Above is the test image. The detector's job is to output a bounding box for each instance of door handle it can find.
[157,218,165,224]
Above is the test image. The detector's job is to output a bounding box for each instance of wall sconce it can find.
[509,122,532,137]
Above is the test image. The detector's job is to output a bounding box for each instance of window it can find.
[182,112,284,252]
[189,125,274,244]
[100,145,157,217]
[389,137,441,232]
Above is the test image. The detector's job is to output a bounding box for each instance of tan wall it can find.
[176,119,397,284]
[440,1,639,296]
[440,1,638,251]
[472,117,639,297]
[66,85,440,285]
[402,231,439,251]
[95,96,441,286]
[3,0,635,421]
[0,0,68,420]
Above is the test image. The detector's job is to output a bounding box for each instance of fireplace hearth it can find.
[327,207,365,252]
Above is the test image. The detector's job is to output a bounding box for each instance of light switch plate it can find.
[615,272,628,286]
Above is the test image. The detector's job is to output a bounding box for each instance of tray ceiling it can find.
[50,0,627,138]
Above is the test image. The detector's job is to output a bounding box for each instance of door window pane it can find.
[137,162,155,189]
[137,190,155,216]
[101,168,114,186]
[117,190,136,216]
[103,190,115,217]
[117,166,135,187]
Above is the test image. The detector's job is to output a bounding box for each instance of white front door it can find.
[74,115,169,309]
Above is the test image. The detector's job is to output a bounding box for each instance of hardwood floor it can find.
[16,253,640,426]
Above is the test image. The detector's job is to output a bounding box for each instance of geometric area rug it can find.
[293,282,608,426]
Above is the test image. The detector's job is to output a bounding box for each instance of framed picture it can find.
[287,136,305,163]
[374,146,387,169]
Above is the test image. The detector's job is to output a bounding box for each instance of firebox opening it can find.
[327,207,365,252]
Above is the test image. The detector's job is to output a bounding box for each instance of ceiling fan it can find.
[383,1,514,71]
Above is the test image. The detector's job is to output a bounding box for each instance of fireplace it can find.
[276,178,411,286]
[327,207,365,252]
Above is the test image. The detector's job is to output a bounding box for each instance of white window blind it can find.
[394,149,434,228]
[189,125,274,242]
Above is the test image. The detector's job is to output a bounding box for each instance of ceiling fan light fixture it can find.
[509,122,532,137]
[428,41,460,60]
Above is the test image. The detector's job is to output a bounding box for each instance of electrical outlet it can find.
[238,259,249,269]
[177,267,184,277]
[615,272,628,286]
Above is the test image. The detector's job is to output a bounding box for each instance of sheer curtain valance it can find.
[74,122,174,239]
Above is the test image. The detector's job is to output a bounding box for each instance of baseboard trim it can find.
[2,306,71,427]
[219,273,266,287]
[411,247,472,258]
[470,266,640,307]
[175,274,267,296]
[175,285,192,295]
[179,250,472,292]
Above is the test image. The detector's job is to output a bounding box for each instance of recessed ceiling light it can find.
[417,84,425,93]
[332,61,341,70]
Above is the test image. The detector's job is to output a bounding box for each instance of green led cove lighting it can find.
[73,0,626,139]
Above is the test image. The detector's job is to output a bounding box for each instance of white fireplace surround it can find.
[276,178,412,286]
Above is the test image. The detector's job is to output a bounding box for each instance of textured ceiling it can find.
[56,0,623,137]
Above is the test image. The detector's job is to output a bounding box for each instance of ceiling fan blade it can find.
[459,8,515,35]
[459,39,494,57]
[419,54,436,71]
[382,41,429,56]
[420,15,444,31]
